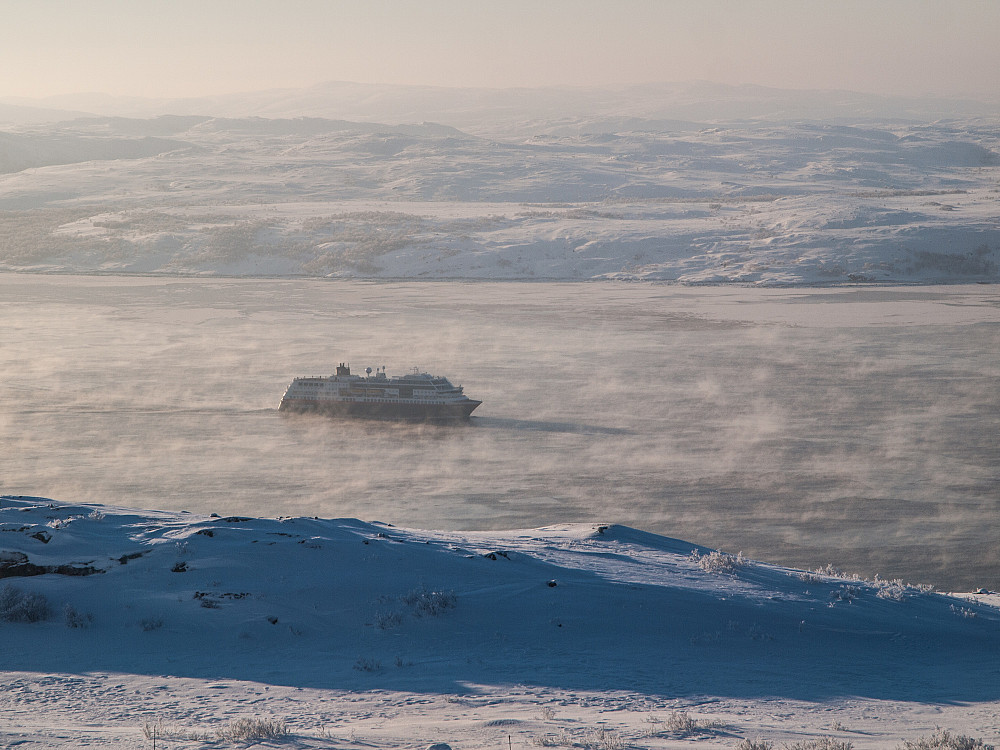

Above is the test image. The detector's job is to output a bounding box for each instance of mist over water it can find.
[2,274,997,590]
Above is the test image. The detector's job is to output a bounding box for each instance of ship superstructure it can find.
[278,363,481,421]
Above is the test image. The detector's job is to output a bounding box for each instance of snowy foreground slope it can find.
[1,111,998,284]
[1,497,997,749]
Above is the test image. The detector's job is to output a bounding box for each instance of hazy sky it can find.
[3,0,999,100]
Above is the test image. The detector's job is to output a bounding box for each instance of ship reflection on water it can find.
[471,416,630,435]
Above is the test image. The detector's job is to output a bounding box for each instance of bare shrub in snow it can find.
[664,711,701,734]
[534,727,624,749]
[821,564,849,578]
[737,739,774,750]
[950,605,978,619]
[141,719,208,742]
[900,730,994,750]
[353,657,382,672]
[141,719,210,742]
[401,586,457,616]
[785,739,854,750]
[533,733,571,747]
[142,719,168,741]
[800,564,859,582]
[64,603,94,628]
[642,715,663,737]
[829,585,861,603]
[584,727,625,750]
[874,578,908,601]
[0,585,50,623]
[215,717,289,743]
[645,710,716,740]
[375,610,404,629]
[690,549,748,573]
[800,566,933,598]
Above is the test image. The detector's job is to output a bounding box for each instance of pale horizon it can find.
[3,0,1000,103]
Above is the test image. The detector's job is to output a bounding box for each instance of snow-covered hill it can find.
[1,90,998,284]
[1,496,997,748]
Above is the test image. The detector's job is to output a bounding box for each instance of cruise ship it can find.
[278,363,481,421]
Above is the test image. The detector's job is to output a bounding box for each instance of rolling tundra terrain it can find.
[1,90,997,284]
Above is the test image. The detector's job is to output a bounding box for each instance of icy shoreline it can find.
[3,267,1000,287]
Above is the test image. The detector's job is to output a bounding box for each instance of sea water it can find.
[1,274,997,590]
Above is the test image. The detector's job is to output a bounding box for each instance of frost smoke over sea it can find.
[1,275,997,591]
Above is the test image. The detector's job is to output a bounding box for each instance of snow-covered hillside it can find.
[1,83,998,284]
[1,497,997,748]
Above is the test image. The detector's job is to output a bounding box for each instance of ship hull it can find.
[278,398,481,422]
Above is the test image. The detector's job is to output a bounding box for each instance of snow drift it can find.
[1,496,996,702]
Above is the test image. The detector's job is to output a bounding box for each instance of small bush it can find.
[950,605,978,619]
[801,564,848,581]
[584,728,625,750]
[142,719,167,740]
[830,585,861,603]
[533,734,570,747]
[0,585,50,623]
[401,586,457,616]
[665,711,700,734]
[353,657,382,672]
[142,720,205,741]
[901,730,994,750]
[533,727,625,750]
[375,610,404,630]
[875,579,908,601]
[737,739,773,750]
[215,717,288,743]
[690,549,748,574]
[64,604,94,628]
[786,739,854,750]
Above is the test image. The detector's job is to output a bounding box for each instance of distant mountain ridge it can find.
[3,80,997,133]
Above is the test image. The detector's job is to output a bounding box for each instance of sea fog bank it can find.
[2,275,997,590]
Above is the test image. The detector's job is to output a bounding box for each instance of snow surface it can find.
[1,496,997,748]
[2,83,999,746]
[1,83,998,284]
